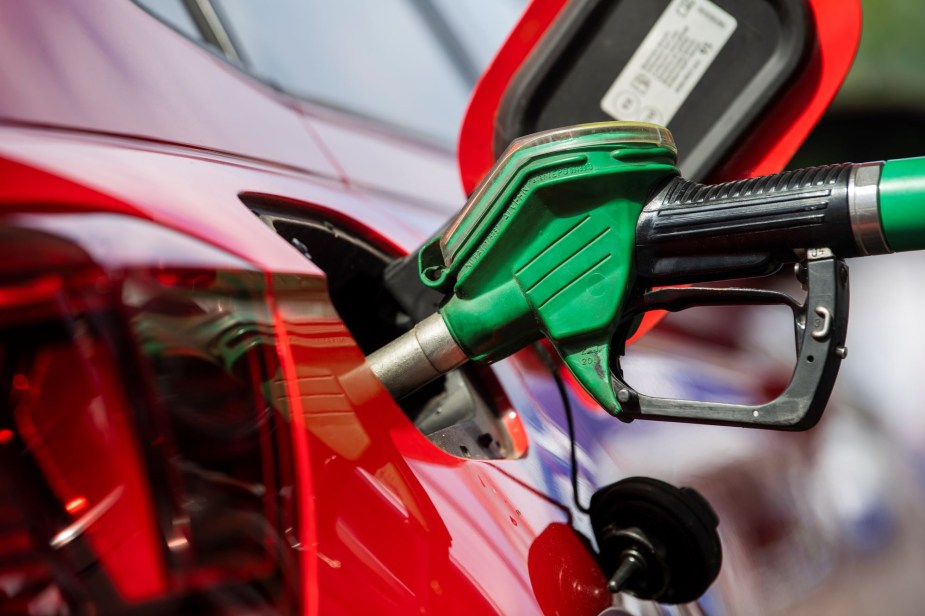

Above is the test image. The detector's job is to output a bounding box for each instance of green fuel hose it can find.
[880,157,925,251]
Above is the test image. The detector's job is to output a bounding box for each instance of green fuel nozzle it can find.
[366,122,925,430]
[369,122,678,411]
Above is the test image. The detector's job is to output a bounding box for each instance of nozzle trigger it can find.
[610,256,849,430]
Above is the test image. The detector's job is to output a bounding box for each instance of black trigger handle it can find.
[613,255,849,431]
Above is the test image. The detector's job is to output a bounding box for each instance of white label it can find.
[600,0,737,126]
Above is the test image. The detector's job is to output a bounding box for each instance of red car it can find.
[2,1,924,614]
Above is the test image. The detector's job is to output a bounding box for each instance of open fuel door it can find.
[459,0,861,191]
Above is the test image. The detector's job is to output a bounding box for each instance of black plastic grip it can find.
[636,164,859,283]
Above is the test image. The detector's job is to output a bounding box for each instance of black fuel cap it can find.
[589,477,722,604]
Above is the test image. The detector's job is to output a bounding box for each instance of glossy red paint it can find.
[0,157,144,218]
[274,287,610,614]
[0,122,608,612]
[13,325,168,601]
[1,219,170,603]
[268,288,321,616]
[1,211,310,609]
[0,1,339,179]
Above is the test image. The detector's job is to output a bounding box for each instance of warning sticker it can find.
[600,0,737,126]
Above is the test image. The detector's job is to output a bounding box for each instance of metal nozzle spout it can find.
[366,312,468,400]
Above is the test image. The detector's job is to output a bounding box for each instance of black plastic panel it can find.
[495,0,811,180]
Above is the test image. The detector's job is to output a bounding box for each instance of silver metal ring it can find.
[848,162,890,255]
[366,312,467,400]
[415,311,469,373]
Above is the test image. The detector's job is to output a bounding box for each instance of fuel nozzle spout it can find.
[366,313,466,400]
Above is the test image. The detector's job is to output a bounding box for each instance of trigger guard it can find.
[611,257,849,431]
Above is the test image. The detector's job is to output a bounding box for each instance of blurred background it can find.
[793,0,925,451]
[773,3,925,609]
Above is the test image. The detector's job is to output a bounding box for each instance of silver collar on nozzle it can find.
[365,312,467,400]
[848,161,890,256]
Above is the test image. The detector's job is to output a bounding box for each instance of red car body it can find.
[2,1,922,615]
